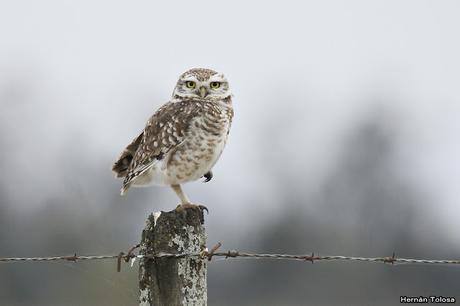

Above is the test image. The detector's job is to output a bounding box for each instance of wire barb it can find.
[64,253,78,262]
[203,242,222,261]
[225,250,239,258]
[383,252,397,264]
[117,252,124,272]
[125,244,141,263]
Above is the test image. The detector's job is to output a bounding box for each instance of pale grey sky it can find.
[0,0,459,240]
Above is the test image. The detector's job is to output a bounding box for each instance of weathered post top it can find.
[139,208,207,306]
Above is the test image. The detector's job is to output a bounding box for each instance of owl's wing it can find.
[120,100,202,194]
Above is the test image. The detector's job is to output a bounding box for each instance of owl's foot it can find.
[175,203,208,224]
[175,203,209,214]
[202,171,213,183]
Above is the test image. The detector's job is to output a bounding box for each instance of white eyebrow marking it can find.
[209,75,226,82]
[182,76,198,82]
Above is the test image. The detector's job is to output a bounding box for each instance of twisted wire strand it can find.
[0,255,121,262]
[1,251,459,266]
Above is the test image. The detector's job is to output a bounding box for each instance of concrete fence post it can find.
[139,208,207,306]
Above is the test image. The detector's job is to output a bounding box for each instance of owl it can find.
[112,68,233,211]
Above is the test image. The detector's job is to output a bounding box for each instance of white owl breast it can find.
[133,113,231,187]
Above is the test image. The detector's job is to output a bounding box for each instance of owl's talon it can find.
[198,205,209,214]
[202,171,213,183]
[175,203,209,214]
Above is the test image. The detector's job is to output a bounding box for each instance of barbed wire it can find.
[0,242,459,271]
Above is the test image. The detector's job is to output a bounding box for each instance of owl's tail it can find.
[112,132,144,196]
[114,154,133,196]
[112,132,144,178]
[120,184,130,196]
[112,150,134,178]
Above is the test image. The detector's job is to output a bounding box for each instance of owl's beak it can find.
[199,86,208,98]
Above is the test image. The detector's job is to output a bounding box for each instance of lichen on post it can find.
[139,208,207,306]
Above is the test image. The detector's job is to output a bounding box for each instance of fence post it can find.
[139,208,207,306]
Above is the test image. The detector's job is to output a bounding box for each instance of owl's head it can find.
[172,68,231,101]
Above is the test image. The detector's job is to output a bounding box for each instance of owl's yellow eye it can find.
[185,81,196,89]
[210,82,221,89]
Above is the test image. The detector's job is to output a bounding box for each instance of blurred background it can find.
[1,0,459,305]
